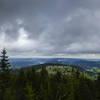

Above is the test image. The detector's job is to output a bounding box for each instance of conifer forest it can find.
[0,49,100,100]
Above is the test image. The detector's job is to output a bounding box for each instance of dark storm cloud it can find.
[0,0,100,57]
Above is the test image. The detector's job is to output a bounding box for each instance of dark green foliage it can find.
[0,65,99,100]
[0,49,12,100]
[0,51,100,100]
[95,73,100,100]
[0,48,11,73]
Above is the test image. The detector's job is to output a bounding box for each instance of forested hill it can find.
[9,58,100,69]
[9,58,100,78]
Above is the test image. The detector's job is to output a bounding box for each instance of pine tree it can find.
[40,64,50,100]
[0,48,11,73]
[0,48,11,100]
[14,69,27,100]
[76,69,80,79]
[96,73,100,100]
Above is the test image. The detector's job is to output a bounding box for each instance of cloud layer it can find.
[0,0,100,58]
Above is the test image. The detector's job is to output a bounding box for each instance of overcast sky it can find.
[0,0,100,58]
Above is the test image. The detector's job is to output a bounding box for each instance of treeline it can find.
[1,64,100,100]
[0,49,100,100]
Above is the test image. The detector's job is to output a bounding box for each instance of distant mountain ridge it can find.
[9,58,100,69]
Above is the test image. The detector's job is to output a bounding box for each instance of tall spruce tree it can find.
[0,48,11,100]
[0,48,11,73]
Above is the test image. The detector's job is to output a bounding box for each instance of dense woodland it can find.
[0,49,100,100]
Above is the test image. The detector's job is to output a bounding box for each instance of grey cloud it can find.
[0,0,100,57]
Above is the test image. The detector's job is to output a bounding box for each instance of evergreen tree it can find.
[40,65,50,100]
[96,73,100,100]
[0,48,11,100]
[76,69,80,79]
[0,48,11,73]
[14,69,27,100]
